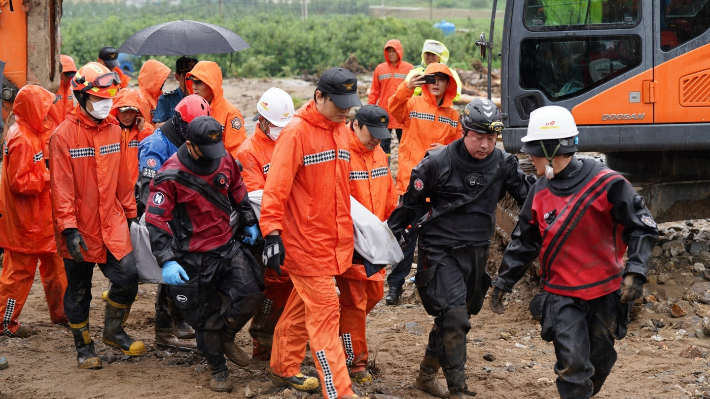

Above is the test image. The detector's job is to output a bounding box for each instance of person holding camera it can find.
[384,62,461,306]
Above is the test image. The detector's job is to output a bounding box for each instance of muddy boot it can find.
[6,324,32,338]
[445,367,476,398]
[415,354,449,398]
[102,300,146,356]
[155,309,183,347]
[69,320,102,369]
[271,373,320,392]
[209,369,233,393]
[350,369,373,383]
[172,319,195,340]
[221,318,250,367]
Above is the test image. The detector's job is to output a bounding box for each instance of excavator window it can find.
[524,0,640,30]
[661,0,710,51]
[519,36,641,100]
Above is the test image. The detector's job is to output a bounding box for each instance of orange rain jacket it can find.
[367,40,413,130]
[112,65,131,89]
[50,106,137,263]
[388,62,461,195]
[236,127,275,191]
[342,131,398,281]
[110,89,153,186]
[138,60,171,127]
[0,85,57,253]
[186,61,247,157]
[260,100,353,277]
[47,55,77,132]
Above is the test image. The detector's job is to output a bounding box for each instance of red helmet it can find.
[71,62,120,99]
[175,94,211,123]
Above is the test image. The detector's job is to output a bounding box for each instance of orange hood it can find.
[110,88,148,119]
[138,60,171,102]
[384,39,404,68]
[13,85,56,133]
[421,62,457,108]
[186,61,224,102]
[60,55,77,73]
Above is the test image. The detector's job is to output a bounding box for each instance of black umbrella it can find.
[118,20,250,56]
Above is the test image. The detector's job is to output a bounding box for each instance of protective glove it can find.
[489,286,506,314]
[242,224,259,246]
[620,273,644,304]
[63,228,88,263]
[393,227,411,251]
[162,260,189,286]
[127,217,140,228]
[262,234,285,275]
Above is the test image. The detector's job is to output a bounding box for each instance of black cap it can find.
[176,56,198,74]
[355,105,390,140]
[98,46,120,69]
[186,116,227,160]
[317,67,362,109]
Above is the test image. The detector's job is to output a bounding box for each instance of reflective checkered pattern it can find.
[128,140,140,148]
[342,333,355,367]
[303,150,336,166]
[3,139,7,156]
[69,147,95,158]
[370,167,389,178]
[409,111,436,122]
[438,115,459,128]
[393,73,408,79]
[253,298,273,329]
[33,151,44,163]
[378,73,392,80]
[316,350,338,399]
[262,163,270,175]
[338,150,350,162]
[349,171,369,181]
[2,299,15,336]
[99,143,121,155]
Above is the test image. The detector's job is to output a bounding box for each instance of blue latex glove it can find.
[162,261,189,285]
[242,224,259,246]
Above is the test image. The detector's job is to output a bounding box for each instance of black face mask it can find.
[173,114,189,141]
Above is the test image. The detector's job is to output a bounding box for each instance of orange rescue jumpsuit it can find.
[0,85,68,335]
[388,62,461,195]
[186,61,247,158]
[236,127,293,360]
[47,55,78,133]
[336,131,398,374]
[261,100,355,398]
[367,39,413,131]
[110,89,153,186]
[137,60,171,130]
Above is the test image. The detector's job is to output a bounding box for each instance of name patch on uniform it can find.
[231,117,243,130]
[142,167,156,178]
[414,178,424,191]
[153,192,165,205]
[641,214,657,228]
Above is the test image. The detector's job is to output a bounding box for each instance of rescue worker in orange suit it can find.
[97,46,131,89]
[261,68,362,398]
[387,98,533,398]
[137,59,171,130]
[490,106,658,399]
[337,105,398,383]
[47,55,78,135]
[236,87,295,361]
[0,85,68,338]
[367,39,413,161]
[110,88,153,187]
[385,63,462,306]
[51,62,144,369]
[186,61,247,158]
[146,116,264,392]
[138,95,210,349]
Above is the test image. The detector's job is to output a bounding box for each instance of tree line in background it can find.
[61,0,503,77]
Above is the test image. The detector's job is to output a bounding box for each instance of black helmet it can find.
[460,97,504,134]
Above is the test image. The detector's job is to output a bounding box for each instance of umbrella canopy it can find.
[118,20,250,56]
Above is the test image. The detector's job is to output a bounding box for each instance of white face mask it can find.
[88,98,113,120]
[268,126,283,141]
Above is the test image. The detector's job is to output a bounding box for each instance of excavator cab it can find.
[496,0,710,221]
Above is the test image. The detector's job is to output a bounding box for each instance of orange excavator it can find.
[479,0,710,222]
[0,0,63,131]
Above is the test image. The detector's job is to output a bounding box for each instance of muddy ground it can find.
[2,78,710,399]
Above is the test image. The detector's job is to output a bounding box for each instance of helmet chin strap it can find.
[540,140,562,179]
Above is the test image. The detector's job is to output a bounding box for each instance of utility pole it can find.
[430,0,433,22]
[302,0,308,21]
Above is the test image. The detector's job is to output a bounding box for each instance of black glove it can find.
[620,273,644,304]
[63,228,88,263]
[262,235,285,275]
[127,217,139,228]
[489,286,506,314]
[393,227,411,251]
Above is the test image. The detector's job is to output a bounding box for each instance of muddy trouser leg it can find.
[589,292,628,396]
[63,258,97,325]
[155,284,173,329]
[98,251,138,307]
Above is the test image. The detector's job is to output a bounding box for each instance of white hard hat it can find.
[521,105,578,142]
[255,87,295,127]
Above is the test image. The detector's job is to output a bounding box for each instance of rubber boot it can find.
[102,300,146,356]
[155,308,184,348]
[221,317,250,367]
[69,320,102,369]
[415,354,449,398]
[445,367,476,398]
[209,369,233,393]
[172,319,196,340]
